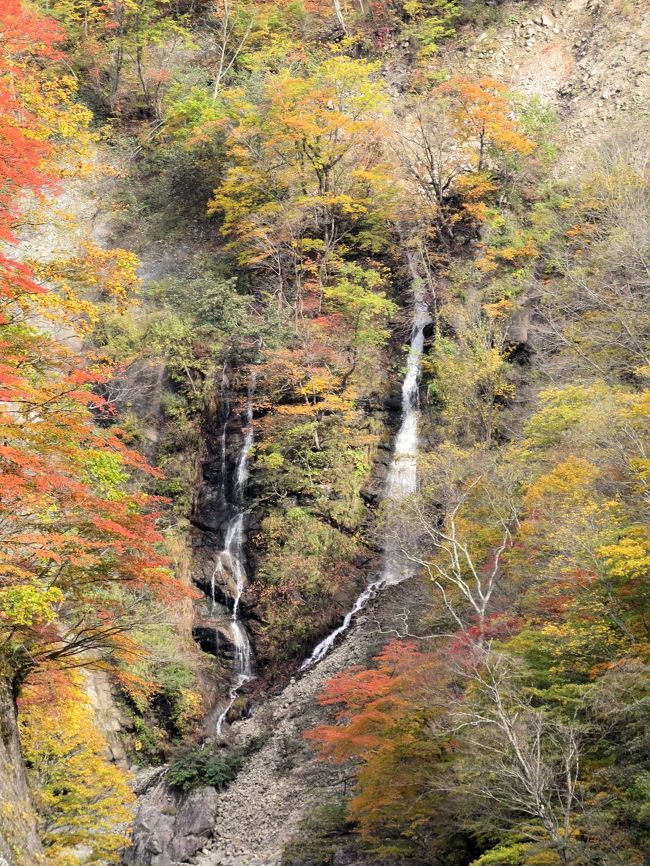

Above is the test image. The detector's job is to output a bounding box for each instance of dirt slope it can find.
[450,0,650,168]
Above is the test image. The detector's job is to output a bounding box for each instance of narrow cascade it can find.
[214,376,256,735]
[301,258,429,670]
[218,364,230,507]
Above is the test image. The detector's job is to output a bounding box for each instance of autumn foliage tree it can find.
[41,0,192,117]
[305,304,649,864]
[209,57,392,309]
[397,76,536,235]
[306,640,467,861]
[0,0,187,691]
[207,59,398,665]
[19,669,135,865]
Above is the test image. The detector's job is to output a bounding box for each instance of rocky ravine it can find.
[192,4,650,862]
[193,577,424,866]
[125,575,428,866]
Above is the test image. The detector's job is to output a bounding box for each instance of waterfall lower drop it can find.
[215,377,256,735]
[300,260,429,671]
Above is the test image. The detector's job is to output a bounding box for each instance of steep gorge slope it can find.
[2,0,648,864]
[125,3,650,864]
[202,6,646,863]
[446,0,649,157]
[194,580,424,866]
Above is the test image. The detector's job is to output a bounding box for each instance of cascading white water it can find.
[214,378,256,735]
[218,365,230,506]
[236,392,254,494]
[300,260,429,670]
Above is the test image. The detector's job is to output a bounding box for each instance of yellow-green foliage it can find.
[19,674,135,865]
[258,506,360,659]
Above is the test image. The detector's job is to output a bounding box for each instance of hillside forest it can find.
[0,1,648,865]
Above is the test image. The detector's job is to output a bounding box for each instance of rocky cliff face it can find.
[0,681,42,866]
[448,0,649,167]
[123,770,220,866]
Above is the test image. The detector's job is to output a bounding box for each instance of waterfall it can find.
[218,365,230,507]
[300,258,429,671]
[214,376,256,735]
[236,390,254,494]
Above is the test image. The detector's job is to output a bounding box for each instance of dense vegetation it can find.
[0,0,647,865]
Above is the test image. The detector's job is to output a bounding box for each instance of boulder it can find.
[123,775,219,866]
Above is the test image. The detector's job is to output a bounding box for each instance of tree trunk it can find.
[109,43,124,113]
[0,676,43,865]
[332,0,347,33]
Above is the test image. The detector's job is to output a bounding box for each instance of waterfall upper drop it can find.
[213,375,256,735]
[300,259,430,670]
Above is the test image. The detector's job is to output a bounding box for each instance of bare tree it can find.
[385,448,520,640]
[455,651,583,866]
[393,99,469,241]
[330,0,348,33]
[209,0,253,99]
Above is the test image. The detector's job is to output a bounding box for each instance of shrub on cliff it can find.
[167,742,242,792]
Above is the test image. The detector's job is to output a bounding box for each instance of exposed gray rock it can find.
[134,766,168,796]
[84,668,130,767]
[123,776,219,866]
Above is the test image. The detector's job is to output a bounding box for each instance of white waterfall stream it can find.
[218,365,230,506]
[300,261,429,670]
[214,377,256,735]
